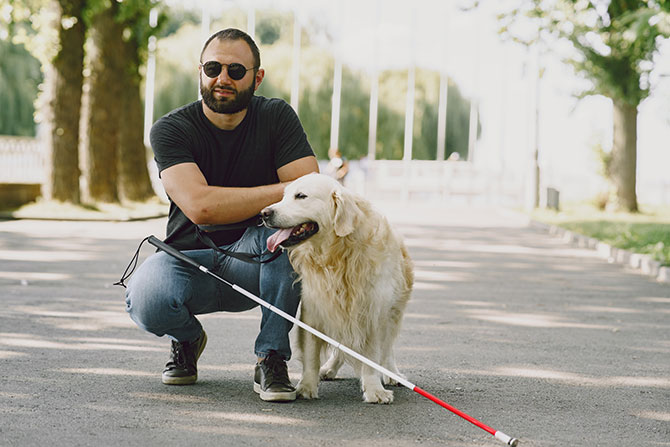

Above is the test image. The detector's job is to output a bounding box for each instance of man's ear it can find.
[332,188,361,237]
[254,68,265,91]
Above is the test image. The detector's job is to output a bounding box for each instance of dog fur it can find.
[262,173,413,403]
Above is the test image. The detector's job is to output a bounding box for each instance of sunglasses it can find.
[200,61,256,80]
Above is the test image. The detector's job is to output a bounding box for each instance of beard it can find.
[200,78,255,114]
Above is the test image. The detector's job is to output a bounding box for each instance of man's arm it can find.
[160,155,319,225]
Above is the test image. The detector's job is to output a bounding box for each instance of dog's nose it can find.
[261,207,273,220]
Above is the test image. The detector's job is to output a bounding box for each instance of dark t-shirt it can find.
[150,96,314,250]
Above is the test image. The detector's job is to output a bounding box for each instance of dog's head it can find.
[262,173,364,252]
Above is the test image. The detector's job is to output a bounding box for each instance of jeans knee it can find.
[124,257,187,336]
[125,281,165,335]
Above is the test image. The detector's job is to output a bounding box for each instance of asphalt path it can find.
[1,203,668,446]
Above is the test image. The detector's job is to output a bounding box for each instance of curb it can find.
[529,220,670,284]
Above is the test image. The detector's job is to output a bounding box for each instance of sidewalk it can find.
[1,203,668,446]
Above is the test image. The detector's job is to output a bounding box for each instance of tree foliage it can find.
[153,9,476,163]
[498,0,670,211]
[0,39,41,136]
[500,0,670,105]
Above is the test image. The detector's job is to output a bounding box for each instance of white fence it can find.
[350,160,525,206]
[0,136,46,184]
[2,135,667,208]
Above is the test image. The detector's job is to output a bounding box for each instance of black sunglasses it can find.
[200,61,256,80]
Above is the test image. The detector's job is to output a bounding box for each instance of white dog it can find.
[262,173,414,404]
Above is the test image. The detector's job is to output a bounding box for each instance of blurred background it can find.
[1,0,669,212]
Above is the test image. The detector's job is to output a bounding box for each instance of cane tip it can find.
[508,438,519,446]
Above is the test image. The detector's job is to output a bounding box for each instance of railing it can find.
[0,136,46,184]
[2,136,667,207]
[360,160,525,206]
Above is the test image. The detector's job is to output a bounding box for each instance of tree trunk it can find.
[117,38,155,202]
[49,0,86,203]
[610,100,638,212]
[86,3,123,203]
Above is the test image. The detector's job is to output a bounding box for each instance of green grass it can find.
[531,203,670,266]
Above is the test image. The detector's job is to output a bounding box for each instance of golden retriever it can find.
[261,173,414,404]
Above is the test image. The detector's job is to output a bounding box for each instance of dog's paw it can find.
[319,366,338,381]
[363,387,394,404]
[296,381,319,399]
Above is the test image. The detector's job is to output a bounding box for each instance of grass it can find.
[531,202,670,266]
[0,197,169,221]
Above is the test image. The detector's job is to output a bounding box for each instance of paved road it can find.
[1,203,668,446]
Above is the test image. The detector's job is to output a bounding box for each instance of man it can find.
[124,28,318,402]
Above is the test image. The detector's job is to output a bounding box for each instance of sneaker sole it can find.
[161,331,208,386]
[253,382,297,402]
[162,374,197,385]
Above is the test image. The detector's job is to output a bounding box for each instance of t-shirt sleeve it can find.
[150,116,195,175]
[272,100,315,169]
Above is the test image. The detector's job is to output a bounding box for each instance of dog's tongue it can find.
[267,228,294,252]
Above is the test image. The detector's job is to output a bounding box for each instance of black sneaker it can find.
[162,331,207,385]
[253,351,296,402]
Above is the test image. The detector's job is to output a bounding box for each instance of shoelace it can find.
[265,356,289,382]
[167,342,187,368]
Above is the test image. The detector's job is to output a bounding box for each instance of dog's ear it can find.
[332,188,361,237]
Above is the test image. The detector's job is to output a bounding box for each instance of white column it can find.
[403,66,415,163]
[143,8,159,147]
[367,72,379,161]
[436,73,448,161]
[290,13,301,113]
[330,56,343,151]
[247,6,255,39]
[467,100,478,162]
[367,0,381,162]
[199,6,211,99]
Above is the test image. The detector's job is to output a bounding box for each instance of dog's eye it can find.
[294,192,307,200]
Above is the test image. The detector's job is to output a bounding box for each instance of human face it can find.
[199,39,263,114]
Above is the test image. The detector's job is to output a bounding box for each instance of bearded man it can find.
[124,28,318,402]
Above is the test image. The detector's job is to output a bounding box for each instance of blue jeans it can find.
[124,226,300,360]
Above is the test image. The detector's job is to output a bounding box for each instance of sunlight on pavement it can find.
[413,282,449,290]
[0,350,27,359]
[413,260,479,269]
[568,305,643,314]
[60,368,155,377]
[414,269,473,282]
[440,366,670,389]
[450,300,496,307]
[0,333,163,352]
[183,410,315,426]
[8,306,134,330]
[0,271,71,281]
[465,309,618,330]
[129,392,213,403]
[0,249,95,262]
[633,411,670,422]
[635,297,670,304]
[198,363,254,372]
[404,312,442,319]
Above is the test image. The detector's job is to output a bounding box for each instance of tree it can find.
[86,0,161,203]
[86,0,124,202]
[498,0,670,212]
[117,0,163,201]
[50,0,86,203]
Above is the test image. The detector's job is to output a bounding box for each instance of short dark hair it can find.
[200,28,260,69]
